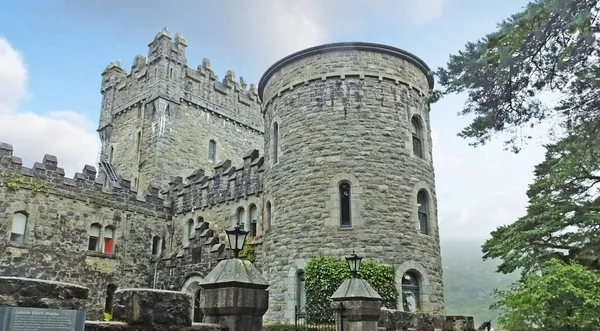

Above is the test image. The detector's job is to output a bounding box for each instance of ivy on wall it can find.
[238,238,256,263]
[304,256,398,310]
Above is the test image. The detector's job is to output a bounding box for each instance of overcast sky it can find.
[0,0,549,245]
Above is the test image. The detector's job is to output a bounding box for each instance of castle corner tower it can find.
[258,43,444,322]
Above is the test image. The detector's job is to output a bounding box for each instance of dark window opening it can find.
[105,284,117,314]
[88,224,101,251]
[411,117,423,158]
[208,140,216,163]
[340,182,352,227]
[193,290,204,323]
[152,236,162,255]
[273,122,279,163]
[402,272,421,312]
[417,190,429,235]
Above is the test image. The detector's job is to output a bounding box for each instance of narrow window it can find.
[187,219,195,239]
[208,140,216,163]
[105,284,117,314]
[402,271,421,312]
[109,146,115,163]
[10,212,28,244]
[411,117,423,158]
[193,290,203,323]
[136,132,142,154]
[170,67,173,78]
[152,236,162,255]
[236,208,246,230]
[103,226,114,254]
[272,122,279,164]
[339,182,352,227]
[417,190,429,234]
[265,201,272,230]
[88,224,102,251]
[249,205,258,237]
[296,270,306,309]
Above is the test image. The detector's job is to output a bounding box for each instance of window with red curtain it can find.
[103,227,114,254]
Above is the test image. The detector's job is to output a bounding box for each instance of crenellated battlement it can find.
[0,142,167,213]
[99,28,263,133]
[164,149,264,214]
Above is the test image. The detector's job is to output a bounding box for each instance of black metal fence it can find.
[295,302,344,331]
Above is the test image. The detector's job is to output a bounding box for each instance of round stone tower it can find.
[258,43,443,323]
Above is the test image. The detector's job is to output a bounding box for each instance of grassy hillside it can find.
[441,238,520,327]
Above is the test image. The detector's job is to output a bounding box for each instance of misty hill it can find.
[441,238,520,326]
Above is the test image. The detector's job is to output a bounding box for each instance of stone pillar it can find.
[331,278,382,331]
[199,258,270,331]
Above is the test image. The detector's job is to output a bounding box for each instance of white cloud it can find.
[0,37,98,177]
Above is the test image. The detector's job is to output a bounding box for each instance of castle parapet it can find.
[0,142,167,213]
[166,150,264,214]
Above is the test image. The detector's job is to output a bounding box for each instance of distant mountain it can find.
[440,238,520,327]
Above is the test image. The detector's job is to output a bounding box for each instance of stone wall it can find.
[258,43,444,323]
[0,143,169,320]
[378,308,475,331]
[97,28,264,190]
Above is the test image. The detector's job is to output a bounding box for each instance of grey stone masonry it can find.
[258,42,444,322]
[0,276,89,310]
[332,278,383,331]
[199,258,270,331]
[0,144,169,320]
[97,28,263,190]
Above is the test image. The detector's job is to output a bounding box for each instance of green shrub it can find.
[103,313,112,321]
[262,324,295,331]
[239,238,256,263]
[304,256,398,311]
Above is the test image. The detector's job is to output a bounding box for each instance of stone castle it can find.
[0,28,443,324]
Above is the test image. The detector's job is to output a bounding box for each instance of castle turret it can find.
[258,43,443,322]
[96,29,263,191]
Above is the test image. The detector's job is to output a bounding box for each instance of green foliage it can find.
[3,173,49,194]
[4,173,24,191]
[239,239,256,263]
[103,313,112,321]
[90,192,110,207]
[436,0,599,152]
[304,256,398,311]
[262,324,295,331]
[482,121,600,275]
[493,259,600,330]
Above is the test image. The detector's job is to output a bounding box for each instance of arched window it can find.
[402,271,421,312]
[152,236,162,256]
[208,139,217,163]
[411,117,423,158]
[272,122,279,164]
[10,212,28,244]
[296,270,306,309]
[187,219,195,239]
[104,284,117,314]
[88,224,102,251]
[236,208,246,230]
[265,201,272,230]
[193,290,203,323]
[197,216,204,224]
[103,226,115,254]
[249,204,258,237]
[417,190,429,234]
[339,182,352,227]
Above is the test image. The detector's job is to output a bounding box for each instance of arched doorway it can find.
[181,275,204,323]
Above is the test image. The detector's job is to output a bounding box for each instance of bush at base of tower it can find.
[304,256,398,310]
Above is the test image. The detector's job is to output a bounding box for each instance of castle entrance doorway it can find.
[181,275,205,323]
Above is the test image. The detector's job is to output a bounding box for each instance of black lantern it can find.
[226,223,249,258]
[346,250,362,278]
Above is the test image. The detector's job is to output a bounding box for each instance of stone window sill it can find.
[338,226,354,231]
[6,242,31,249]
[85,251,116,259]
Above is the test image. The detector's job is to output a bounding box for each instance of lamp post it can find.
[345,250,363,278]
[226,223,249,259]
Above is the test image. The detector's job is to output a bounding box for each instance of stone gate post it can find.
[198,258,270,331]
[331,277,383,331]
